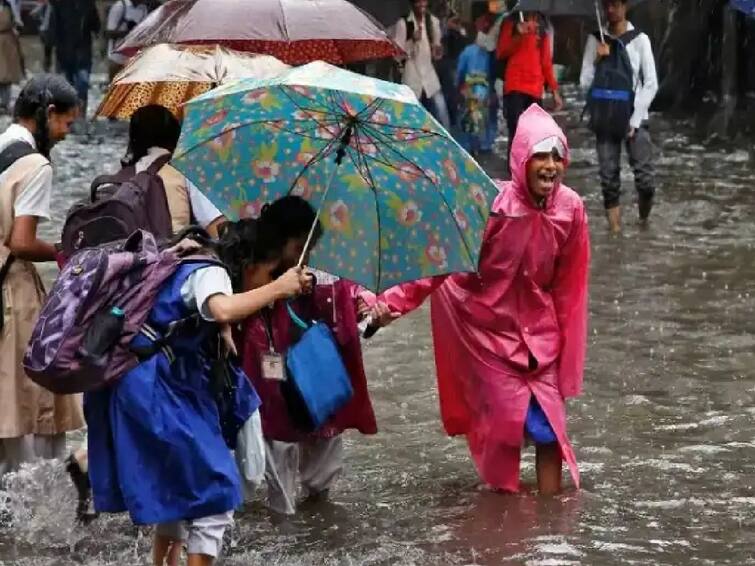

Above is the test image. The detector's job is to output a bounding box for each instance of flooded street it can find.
[1,84,754,565]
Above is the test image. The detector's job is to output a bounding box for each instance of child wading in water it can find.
[85,201,316,566]
[371,105,589,494]
[233,198,378,515]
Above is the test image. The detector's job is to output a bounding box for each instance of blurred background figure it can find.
[391,0,451,130]
[50,0,100,118]
[0,0,24,114]
[456,12,497,157]
[105,0,150,82]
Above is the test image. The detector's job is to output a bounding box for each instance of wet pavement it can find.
[1,84,754,565]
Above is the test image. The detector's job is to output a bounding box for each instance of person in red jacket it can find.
[497,11,563,169]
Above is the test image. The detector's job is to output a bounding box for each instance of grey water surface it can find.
[1,85,753,565]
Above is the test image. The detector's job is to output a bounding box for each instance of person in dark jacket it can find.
[50,0,100,117]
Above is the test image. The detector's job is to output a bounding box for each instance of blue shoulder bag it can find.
[283,303,354,431]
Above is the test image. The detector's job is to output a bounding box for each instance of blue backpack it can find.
[584,29,642,140]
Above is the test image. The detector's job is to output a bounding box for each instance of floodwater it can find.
[1,83,754,565]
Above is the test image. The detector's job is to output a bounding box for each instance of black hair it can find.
[123,104,181,166]
[13,74,79,158]
[217,196,322,292]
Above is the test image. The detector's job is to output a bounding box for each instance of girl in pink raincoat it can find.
[371,104,589,494]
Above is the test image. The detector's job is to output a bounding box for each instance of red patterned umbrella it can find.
[117,0,403,66]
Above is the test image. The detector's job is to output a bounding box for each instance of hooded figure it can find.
[377,104,589,493]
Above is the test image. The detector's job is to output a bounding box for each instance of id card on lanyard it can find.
[261,309,286,381]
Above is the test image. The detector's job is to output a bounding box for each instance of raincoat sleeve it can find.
[551,203,590,398]
[379,276,448,316]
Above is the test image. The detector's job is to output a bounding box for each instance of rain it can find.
[1,1,754,564]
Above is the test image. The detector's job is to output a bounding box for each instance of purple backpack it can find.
[60,155,174,257]
[24,230,217,394]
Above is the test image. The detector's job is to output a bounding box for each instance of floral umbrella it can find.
[172,62,499,293]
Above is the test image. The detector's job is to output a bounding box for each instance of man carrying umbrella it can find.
[580,0,658,234]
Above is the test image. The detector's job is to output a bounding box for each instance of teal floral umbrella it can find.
[172,61,498,292]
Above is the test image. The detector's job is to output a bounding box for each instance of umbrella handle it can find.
[296,125,354,269]
[594,0,606,43]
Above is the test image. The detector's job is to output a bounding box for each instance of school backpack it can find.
[60,155,174,257]
[23,229,219,394]
[584,29,642,140]
[0,141,39,331]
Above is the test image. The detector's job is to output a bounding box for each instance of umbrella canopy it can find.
[514,0,647,16]
[116,0,403,66]
[731,0,755,18]
[172,62,499,292]
[96,44,289,120]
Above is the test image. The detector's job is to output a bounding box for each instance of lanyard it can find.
[261,308,276,354]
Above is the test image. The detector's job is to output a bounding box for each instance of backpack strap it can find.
[0,254,15,331]
[144,153,172,176]
[0,141,37,175]
[0,140,38,330]
[618,29,642,47]
[593,28,642,46]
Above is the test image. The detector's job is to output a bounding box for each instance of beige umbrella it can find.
[96,44,290,120]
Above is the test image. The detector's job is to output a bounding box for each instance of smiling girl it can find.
[370,104,590,495]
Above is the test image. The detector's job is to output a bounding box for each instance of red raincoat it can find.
[380,105,589,492]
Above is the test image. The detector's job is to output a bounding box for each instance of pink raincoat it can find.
[380,105,589,492]
[241,278,378,443]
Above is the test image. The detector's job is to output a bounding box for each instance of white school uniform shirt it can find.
[0,124,52,220]
[136,147,224,229]
[579,22,658,130]
[390,11,443,99]
[106,0,149,65]
[181,265,233,322]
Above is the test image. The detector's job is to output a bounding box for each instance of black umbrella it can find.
[514,0,649,42]
[514,0,647,15]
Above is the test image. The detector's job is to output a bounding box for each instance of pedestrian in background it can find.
[496,10,563,170]
[580,0,658,233]
[436,2,469,132]
[456,14,497,157]
[391,0,451,130]
[50,0,100,118]
[106,0,150,82]
[0,0,24,114]
[31,0,55,72]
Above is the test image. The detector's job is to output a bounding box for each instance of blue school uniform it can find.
[85,263,260,526]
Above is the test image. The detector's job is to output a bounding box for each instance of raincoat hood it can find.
[508,104,570,209]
